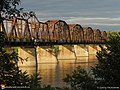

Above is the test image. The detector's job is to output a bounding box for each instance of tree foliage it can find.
[0,0,22,16]
[63,66,95,90]
[63,32,120,90]
[0,0,23,40]
[0,1,42,89]
[0,32,30,89]
[92,32,120,88]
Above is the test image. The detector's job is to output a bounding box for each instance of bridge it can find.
[0,15,108,74]
[0,15,108,47]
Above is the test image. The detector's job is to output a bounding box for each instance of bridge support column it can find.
[97,45,107,51]
[18,47,36,74]
[87,45,98,62]
[37,46,58,64]
[18,48,36,66]
[57,45,76,61]
[97,45,102,51]
[88,45,97,55]
[74,45,89,62]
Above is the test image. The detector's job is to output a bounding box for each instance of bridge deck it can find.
[4,41,105,47]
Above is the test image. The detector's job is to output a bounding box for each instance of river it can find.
[19,55,97,87]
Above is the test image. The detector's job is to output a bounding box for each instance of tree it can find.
[0,0,21,15]
[92,32,120,89]
[63,32,120,90]
[0,32,31,90]
[30,73,41,89]
[0,0,22,36]
[63,66,95,90]
[0,0,31,89]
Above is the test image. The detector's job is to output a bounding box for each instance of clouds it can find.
[20,0,120,30]
[66,17,120,26]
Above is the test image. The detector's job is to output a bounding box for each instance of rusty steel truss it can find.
[0,15,108,46]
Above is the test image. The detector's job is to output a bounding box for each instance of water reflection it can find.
[19,55,97,87]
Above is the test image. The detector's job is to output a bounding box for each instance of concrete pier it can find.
[17,48,36,75]
[37,46,58,64]
[17,44,102,71]
[74,45,88,57]
[18,48,36,67]
[97,45,102,51]
[74,45,89,62]
[88,45,97,55]
[57,45,76,60]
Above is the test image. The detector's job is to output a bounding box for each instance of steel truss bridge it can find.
[0,15,108,47]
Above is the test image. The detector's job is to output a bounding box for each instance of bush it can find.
[63,66,95,90]
[92,32,120,88]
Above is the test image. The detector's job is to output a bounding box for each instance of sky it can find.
[20,0,120,31]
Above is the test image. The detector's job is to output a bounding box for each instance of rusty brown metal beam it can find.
[1,15,109,46]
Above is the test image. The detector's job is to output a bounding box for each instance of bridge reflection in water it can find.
[19,55,97,87]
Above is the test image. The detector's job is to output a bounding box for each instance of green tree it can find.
[0,0,22,37]
[30,73,42,89]
[63,31,120,90]
[92,32,120,89]
[0,32,30,89]
[0,0,31,89]
[0,0,21,16]
[63,66,95,90]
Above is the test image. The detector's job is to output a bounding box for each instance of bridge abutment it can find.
[87,45,97,62]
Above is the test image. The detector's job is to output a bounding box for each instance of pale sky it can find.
[20,0,120,31]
